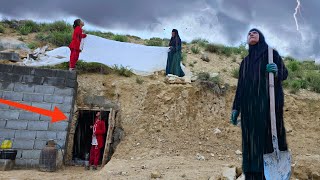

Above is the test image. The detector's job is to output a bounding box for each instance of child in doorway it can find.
[89,111,106,170]
[69,19,87,71]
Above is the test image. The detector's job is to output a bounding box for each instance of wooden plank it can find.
[102,109,116,166]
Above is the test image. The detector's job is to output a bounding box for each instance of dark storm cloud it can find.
[0,0,319,58]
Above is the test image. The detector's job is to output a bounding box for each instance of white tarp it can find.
[20,35,179,76]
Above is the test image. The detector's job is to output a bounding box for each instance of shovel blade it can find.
[263,151,292,180]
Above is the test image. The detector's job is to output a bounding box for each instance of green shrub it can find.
[287,60,301,72]
[191,38,209,47]
[24,20,41,32]
[197,72,210,81]
[45,21,72,32]
[27,42,38,49]
[112,35,129,42]
[145,37,163,46]
[191,46,200,54]
[0,23,5,33]
[47,31,72,46]
[41,61,113,74]
[113,65,133,77]
[232,68,239,79]
[85,31,114,39]
[305,71,320,93]
[182,52,187,65]
[136,77,144,84]
[19,25,32,35]
[284,56,296,61]
[232,56,237,62]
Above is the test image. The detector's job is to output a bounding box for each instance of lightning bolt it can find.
[293,0,301,31]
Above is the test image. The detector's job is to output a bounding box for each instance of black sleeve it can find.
[273,50,288,81]
[232,60,244,111]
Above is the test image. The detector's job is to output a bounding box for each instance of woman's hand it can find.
[266,63,278,76]
[230,110,239,125]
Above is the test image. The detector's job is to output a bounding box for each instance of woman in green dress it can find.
[165,29,185,77]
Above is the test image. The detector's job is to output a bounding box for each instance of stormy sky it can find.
[0,0,319,60]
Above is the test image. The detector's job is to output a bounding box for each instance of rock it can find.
[222,167,236,180]
[210,72,219,78]
[201,53,210,62]
[235,150,242,155]
[214,128,222,134]
[151,171,161,179]
[210,153,215,157]
[181,174,186,178]
[0,52,20,62]
[236,174,245,180]
[120,171,128,176]
[141,165,147,169]
[312,172,320,180]
[191,75,198,82]
[196,153,205,161]
[236,167,242,178]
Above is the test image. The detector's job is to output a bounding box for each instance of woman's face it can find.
[247,31,259,45]
[80,20,85,27]
[96,112,100,117]
[172,31,176,37]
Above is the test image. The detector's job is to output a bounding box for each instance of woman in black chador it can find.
[230,28,289,180]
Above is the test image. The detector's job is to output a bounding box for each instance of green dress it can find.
[165,36,185,77]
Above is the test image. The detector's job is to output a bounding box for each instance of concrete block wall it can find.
[0,64,77,168]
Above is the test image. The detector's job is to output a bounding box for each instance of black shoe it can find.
[92,166,97,170]
[85,166,90,170]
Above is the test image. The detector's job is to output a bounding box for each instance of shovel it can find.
[263,47,292,180]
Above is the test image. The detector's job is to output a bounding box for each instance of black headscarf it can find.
[248,28,268,61]
[169,29,181,47]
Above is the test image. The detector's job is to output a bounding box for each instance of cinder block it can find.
[6,120,28,130]
[56,131,67,141]
[14,130,36,139]
[16,150,23,159]
[0,53,19,62]
[48,121,69,131]
[44,77,66,87]
[55,140,66,149]
[12,65,32,75]
[22,150,42,159]
[56,70,76,80]
[0,110,20,120]
[0,91,2,97]
[54,88,74,96]
[39,115,51,121]
[0,73,21,82]
[15,159,39,168]
[34,68,56,77]
[0,82,14,91]
[0,64,13,73]
[31,102,52,111]
[13,139,35,149]
[34,140,47,150]
[3,91,23,101]
[0,129,15,138]
[19,111,40,121]
[36,131,57,140]
[0,120,6,128]
[23,93,44,102]
[14,83,35,93]
[43,95,64,104]
[21,75,45,85]
[66,79,77,88]
[27,121,49,131]
[0,103,9,109]
[63,96,73,104]
[52,104,72,113]
[9,102,31,110]
[34,85,55,94]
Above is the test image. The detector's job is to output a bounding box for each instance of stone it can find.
[151,171,161,179]
[196,153,205,161]
[6,120,28,130]
[222,167,236,180]
[0,52,19,62]
[214,128,222,134]
[236,174,245,180]
[236,167,243,178]
[27,121,49,131]
[235,150,242,155]
[13,83,35,93]
[3,91,23,101]
[201,53,210,62]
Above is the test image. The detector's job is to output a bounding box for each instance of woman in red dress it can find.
[89,111,106,170]
[69,19,87,71]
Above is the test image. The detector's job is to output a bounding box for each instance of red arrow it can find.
[0,98,67,123]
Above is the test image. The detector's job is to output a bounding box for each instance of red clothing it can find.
[89,146,100,166]
[93,118,106,149]
[69,26,87,51]
[69,49,80,68]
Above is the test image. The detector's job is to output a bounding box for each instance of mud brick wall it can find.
[0,64,77,168]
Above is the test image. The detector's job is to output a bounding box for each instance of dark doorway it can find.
[72,110,109,165]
